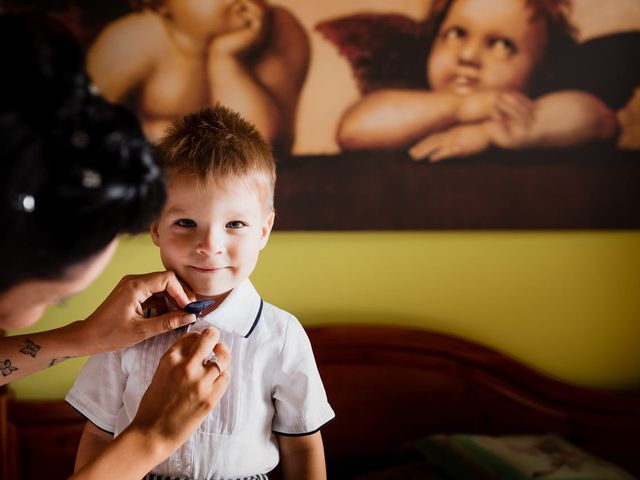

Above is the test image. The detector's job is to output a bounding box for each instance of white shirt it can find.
[66,280,335,479]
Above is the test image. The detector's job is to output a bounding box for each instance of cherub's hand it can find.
[484,114,535,150]
[409,124,492,162]
[458,90,535,127]
[210,0,269,57]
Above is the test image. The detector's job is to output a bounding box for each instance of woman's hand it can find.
[79,271,196,355]
[71,328,231,479]
[130,327,231,450]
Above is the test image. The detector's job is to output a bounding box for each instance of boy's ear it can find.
[150,221,161,247]
[259,211,275,250]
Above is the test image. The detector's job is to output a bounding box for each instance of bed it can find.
[2,325,640,479]
[306,325,640,479]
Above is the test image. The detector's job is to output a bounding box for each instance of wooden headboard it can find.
[2,325,640,479]
[306,326,640,478]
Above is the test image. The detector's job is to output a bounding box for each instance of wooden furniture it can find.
[308,326,640,478]
[0,384,14,480]
[2,325,639,479]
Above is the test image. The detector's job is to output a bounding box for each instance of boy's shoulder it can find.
[258,299,298,327]
[253,299,307,341]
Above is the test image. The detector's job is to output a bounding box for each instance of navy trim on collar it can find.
[244,298,263,338]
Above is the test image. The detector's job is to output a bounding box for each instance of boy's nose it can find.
[196,230,224,255]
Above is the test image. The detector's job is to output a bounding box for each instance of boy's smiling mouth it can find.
[191,265,228,273]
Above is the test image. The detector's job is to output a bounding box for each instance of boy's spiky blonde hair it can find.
[158,104,276,211]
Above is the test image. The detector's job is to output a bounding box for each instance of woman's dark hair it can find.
[0,14,165,292]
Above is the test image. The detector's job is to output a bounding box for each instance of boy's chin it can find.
[194,287,233,300]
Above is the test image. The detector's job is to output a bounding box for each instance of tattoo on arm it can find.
[48,357,70,368]
[1,359,18,377]
[19,338,41,358]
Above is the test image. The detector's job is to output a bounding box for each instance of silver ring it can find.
[203,351,222,373]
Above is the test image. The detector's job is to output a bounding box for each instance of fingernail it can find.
[202,326,219,337]
[181,313,195,325]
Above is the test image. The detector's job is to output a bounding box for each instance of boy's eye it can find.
[176,218,197,228]
[226,221,246,229]
[489,37,518,57]
[442,26,466,42]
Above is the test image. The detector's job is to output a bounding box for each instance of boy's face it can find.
[150,174,274,299]
[427,0,548,94]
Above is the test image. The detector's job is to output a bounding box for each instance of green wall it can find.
[8,230,640,400]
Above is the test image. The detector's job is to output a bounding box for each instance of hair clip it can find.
[18,194,36,213]
[87,83,101,96]
[81,169,102,189]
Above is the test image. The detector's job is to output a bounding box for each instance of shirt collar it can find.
[195,279,263,338]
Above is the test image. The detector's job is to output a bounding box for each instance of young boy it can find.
[66,105,335,479]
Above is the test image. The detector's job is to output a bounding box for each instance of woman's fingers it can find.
[124,271,194,309]
[142,311,196,337]
[188,328,231,379]
[202,341,232,381]
[132,331,231,448]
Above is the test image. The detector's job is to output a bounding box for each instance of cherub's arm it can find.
[208,2,309,151]
[486,90,618,150]
[86,12,159,104]
[409,90,617,162]
[278,432,327,480]
[338,88,532,150]
[75,422,113,472]
[338,89,463,150]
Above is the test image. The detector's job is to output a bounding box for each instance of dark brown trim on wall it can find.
[274,146,640,230]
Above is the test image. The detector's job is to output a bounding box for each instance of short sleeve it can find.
[65,350,127,434]
[271,317,335,436]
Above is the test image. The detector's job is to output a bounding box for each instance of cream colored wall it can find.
[8,231,640,400]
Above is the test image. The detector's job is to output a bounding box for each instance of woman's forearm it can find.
[71,424,171,480]
[0,321,89,385]
[0,271,197,386]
